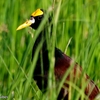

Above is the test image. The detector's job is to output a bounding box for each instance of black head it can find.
[30,9,44,29]
[16,9,44,30]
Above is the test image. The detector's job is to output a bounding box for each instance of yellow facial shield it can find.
[16,9,43,31]
[31,9,43,17]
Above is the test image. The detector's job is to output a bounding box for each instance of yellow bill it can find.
[16,20,34,31]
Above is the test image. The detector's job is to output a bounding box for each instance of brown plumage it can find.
[55,50,99,100]
[17,9,100,100]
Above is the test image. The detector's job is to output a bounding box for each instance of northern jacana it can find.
[17,9,99,100]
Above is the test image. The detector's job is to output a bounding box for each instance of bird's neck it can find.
[32,28,48,59]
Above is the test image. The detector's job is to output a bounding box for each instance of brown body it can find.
[54,51,99,100]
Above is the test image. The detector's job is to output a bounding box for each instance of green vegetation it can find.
[0,0,100,100]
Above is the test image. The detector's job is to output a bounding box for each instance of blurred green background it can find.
[0,0,100,99]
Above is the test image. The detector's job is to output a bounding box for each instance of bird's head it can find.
[17,9,44,30]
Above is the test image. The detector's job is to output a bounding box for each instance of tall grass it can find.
[0,0,100,100]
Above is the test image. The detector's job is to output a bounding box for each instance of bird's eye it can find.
[30,16,35,24]
[30,16,34,20]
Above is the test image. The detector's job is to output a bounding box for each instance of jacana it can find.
[17,9,100,100]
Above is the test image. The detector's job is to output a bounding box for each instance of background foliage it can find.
[0,0,100,100]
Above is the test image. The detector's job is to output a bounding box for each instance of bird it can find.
[17,8,99,100]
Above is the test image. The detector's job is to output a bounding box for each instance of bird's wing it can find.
[55,50,99,99]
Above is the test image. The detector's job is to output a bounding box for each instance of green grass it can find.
[0,0,100,100]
